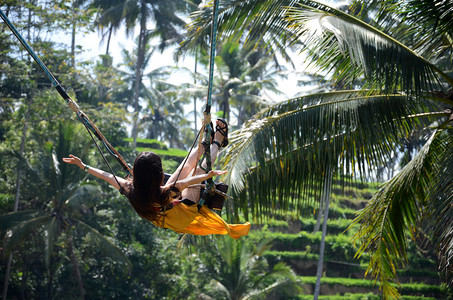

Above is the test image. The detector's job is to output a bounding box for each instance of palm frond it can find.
[185,0,452,95]
[244,263,300,300]
[0,210,43,231]
[2,214,49,256]
[183,0,300,57]
[385,0,453,60]
[285,3,452,94]
[44,217,59,268]
[422,129,453,286]
[222,91,431,220]
[352,129,445,298]
[76,220,132,272]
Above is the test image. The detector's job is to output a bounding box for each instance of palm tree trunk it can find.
[71,0,76,68]
[132,2,147,147]
[105,26,113,56]
[313,170,333,300]
[313,195,324,233]
[68,236,86,299]
[194,47,198,135]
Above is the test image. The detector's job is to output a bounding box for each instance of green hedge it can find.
[298,276,447,298]
[298,293,438,300]
[257,218,355,235]
[265,202,359,222]
[264,250,319,261]
[146,147,188,158]
[298,276,376,288]
[249,231,362,261]
[124,137,168,150]
[298,293,380,300]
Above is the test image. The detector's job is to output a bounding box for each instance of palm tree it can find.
[202,237,301,300]
[213,42,284,126]
[116,43,186,145]
[178,40,285,128]
[185,0,453,298]
[184,2,293,126]
[0,121,130,299]
[141,82,187,148]
[90,0,192,146]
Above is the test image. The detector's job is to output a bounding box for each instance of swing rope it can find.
[205,0,220,115]
[169,0,221,205]
[2,1,223,207]
[197,0,221,209]
[0,8,132,180]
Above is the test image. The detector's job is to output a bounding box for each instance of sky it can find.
[57,0,349,128]
[77,0,351,99]
[74,23,312,103]
[65,28,314,133]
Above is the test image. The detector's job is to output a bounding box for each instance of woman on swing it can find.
[63,119,250,239]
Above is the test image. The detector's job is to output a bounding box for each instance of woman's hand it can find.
[63,155,128,191]
[62,154,85,170]
[207,170,228,178]
[171,170,228,193]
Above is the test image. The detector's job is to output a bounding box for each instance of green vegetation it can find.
[1,1,451,299]
[124,137,188,157]
[245,178,445,298]
[298,276,446,293]
[298,294,439,300]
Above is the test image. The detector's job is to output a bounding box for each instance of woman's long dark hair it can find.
[127,152,171,222]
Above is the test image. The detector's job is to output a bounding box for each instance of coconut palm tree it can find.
[116,43,186,145]
[177,40,285,129]
[213,42,284,126]
[185,0,453,298]
[202,237,301,300]
[0,121,130,299]
[90,0,192,146]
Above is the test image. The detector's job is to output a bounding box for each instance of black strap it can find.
[159,199,195,212]
[81,119,125,195]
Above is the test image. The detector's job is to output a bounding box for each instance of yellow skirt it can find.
[152,202,250,239]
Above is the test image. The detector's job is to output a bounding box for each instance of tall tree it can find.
[90,0,191,146]
[1,3,66,297]
[213,42,284,126]
[116,43,185,145]
[0,121,130,299]
[185,0,453,298]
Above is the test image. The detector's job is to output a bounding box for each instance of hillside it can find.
[138,140,448,299]
[247,180,449,299]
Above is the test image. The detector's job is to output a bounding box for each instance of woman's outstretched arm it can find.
[63,154,129,191]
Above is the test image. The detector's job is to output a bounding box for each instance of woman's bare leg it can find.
[193,142,220,176]
[167,145,203,184]
[182,120,227,202]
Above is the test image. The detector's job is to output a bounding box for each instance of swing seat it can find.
[203,182,227,211]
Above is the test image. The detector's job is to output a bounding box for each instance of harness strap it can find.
[157,199,196,213]
[82,120,125,194]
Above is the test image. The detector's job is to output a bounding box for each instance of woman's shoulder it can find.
[119,180,133,197]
